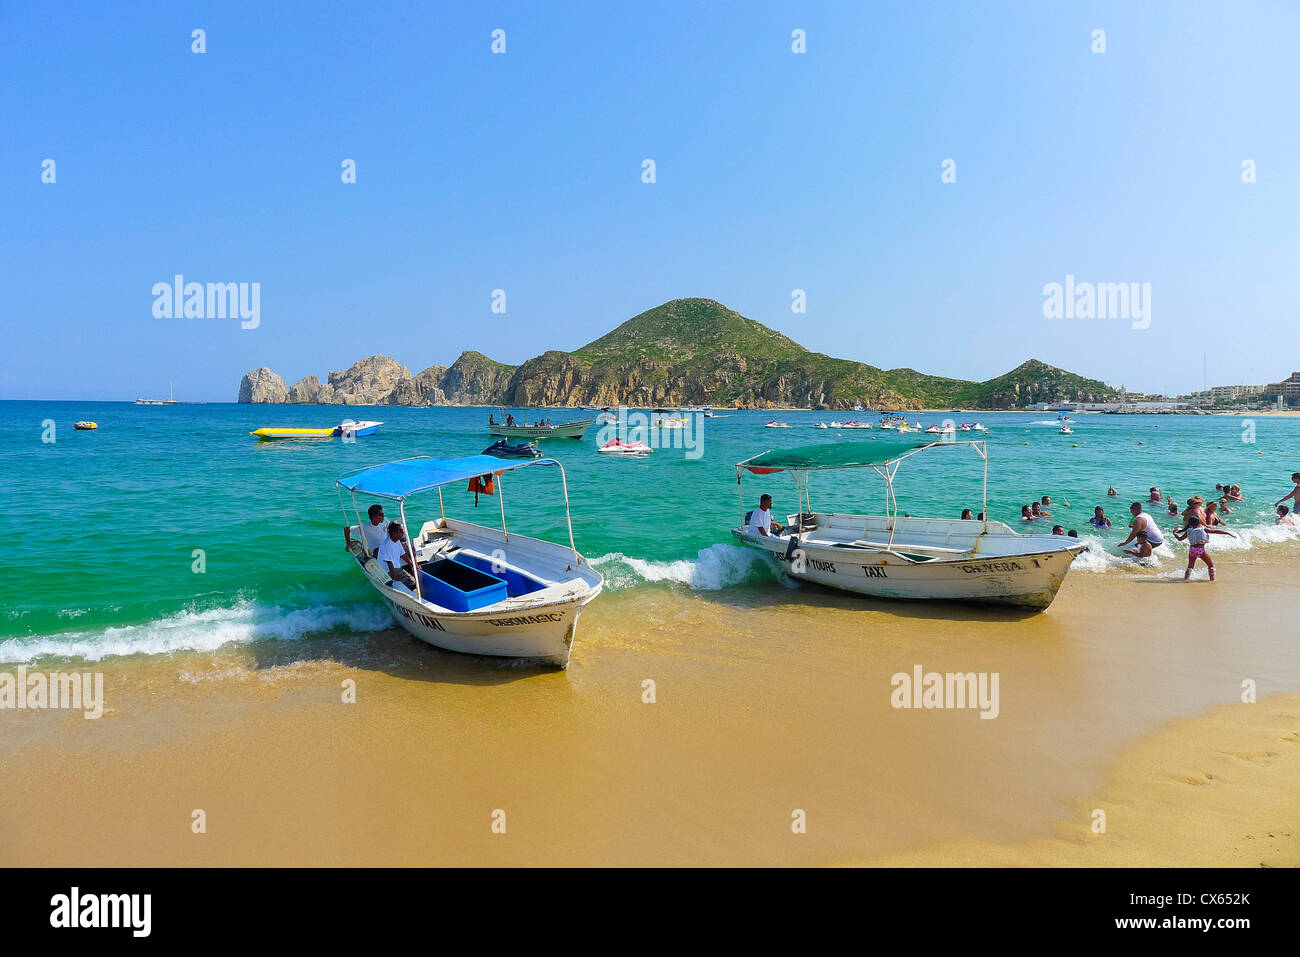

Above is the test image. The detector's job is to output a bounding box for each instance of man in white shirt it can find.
[344,503,391,555]
[377,521,419,590]
[747,494,784,537]
[1117,501,1165,550]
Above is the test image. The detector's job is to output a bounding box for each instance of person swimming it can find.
[1277,505,1295,526]
[1107,487,1118,497]
[1204,501,1225,526]
[1031,502,1051,519]
[1051,525,1065,536]
[1124,530,1154,560]
[1225,484,1244,501]
[960,508,973,520]
[1020,505,1035,522]
[1090,506,1111,528]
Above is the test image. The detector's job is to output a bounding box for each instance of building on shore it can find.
[1264,372,1300,400]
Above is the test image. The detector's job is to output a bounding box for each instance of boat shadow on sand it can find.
[243,627,561,687]
[697,579,1050,625]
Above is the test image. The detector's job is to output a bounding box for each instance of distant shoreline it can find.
[6,399,1298,416]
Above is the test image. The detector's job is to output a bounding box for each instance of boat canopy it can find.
[737,440,931,474]
[337,454,558,500]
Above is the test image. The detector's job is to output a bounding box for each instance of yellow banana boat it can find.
[249,427,338,440]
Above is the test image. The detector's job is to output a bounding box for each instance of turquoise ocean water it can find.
[3,402,1298,663]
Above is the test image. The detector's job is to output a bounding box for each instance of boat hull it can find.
[733,522,1084,610]
[347,522,602,667]
[488,418,595,440]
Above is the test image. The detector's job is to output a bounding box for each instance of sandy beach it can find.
[3,549,1296,867]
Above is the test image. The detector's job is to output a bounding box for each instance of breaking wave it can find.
[0,599,394,665]
[591,544,774,590]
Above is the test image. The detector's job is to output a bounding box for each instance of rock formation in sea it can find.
[238,367,288,404]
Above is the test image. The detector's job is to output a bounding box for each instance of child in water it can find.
[1124,530,1153,560]
[1172,515,1236,581]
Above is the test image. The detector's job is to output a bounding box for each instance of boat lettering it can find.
[393,602,446,632]
[487,613,564,627]
[863,565,888,578]
[960,561,1023,574]
[777,553,836,573]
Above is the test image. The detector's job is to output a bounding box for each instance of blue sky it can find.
[2,1,1297,401]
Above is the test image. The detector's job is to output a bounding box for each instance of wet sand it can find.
[1,553,1297,866]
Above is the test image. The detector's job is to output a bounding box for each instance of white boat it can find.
[815,422,829,429]
[338,419,382,437]
[597,438,653,456]
[841,420,872,430]
[765,420,791,428]
[733,440,1085,609]
[653,416,689,429]
[970,422,988,432]
[337,455,603,667]
[828,421,844,429]
[1059,426,1073,434]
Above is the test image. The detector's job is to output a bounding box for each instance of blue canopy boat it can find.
[337,455,602,667]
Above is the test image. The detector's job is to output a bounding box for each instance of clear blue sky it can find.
[2,1,1297,401]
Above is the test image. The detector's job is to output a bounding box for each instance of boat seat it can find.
[850,539,969,555]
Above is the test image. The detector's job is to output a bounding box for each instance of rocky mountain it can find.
[237,298,1121,410]
[238,367,288,403]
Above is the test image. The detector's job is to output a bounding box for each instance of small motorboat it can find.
[828,421,844,429]
[73,421,98,430]
[732,440,1085,609]
[842,420,872,430]
[653,416,689,429]
[815,422,829,429]
[488,416,595,440]
[597,439,653,456]
[337,455,603,667]
[970,422,988,432]
[1059,426,1074,434]
[483,439,542,459]
[765,421,791,429]
[337,419,383,438]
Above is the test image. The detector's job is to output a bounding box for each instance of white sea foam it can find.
[0,600,394,665]
[591,544,771,590]
[1069,520,1300,573]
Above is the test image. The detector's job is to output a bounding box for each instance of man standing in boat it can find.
[747,494,784,537]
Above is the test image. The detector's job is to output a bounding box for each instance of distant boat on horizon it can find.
[136,383,180,405]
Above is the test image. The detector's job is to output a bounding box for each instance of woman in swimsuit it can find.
[1090,506,1111,528]
[1204,501,1225,527]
